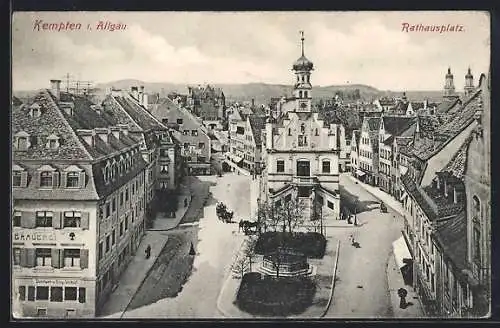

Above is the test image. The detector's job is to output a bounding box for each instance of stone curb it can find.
[216,237,249,318]
[321,239,340,317]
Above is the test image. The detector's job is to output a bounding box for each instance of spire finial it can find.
[448,67,451,74]
[300,30,305,56]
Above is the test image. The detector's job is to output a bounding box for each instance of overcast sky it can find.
[12,11,490,91]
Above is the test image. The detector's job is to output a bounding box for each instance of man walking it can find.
[145,244,151,259]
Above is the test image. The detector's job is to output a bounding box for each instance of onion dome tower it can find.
[293,31,314,112]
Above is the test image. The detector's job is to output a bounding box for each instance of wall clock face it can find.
[300,102,307,109]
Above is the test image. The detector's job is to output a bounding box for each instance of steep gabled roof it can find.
[440,134,473,179]
[113,95,166,131]
[367,117,381,131]
[248,115,266,146]
[12,90,91,161]
[382,116,416,136]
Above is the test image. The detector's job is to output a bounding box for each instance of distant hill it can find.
[13,79,445,105]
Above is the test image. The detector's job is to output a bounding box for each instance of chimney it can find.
[50,79,61,100]
[142,93,149,110]
[117,124,129,136]
[94,127,109,143]
[77,129,95,147]
[110,126,121,140]
[131,86,139,100]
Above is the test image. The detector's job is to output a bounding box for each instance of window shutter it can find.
[81,212,89,230]
[53,171,60,187]
[51,248,61,268]
[21,211,30,228]
[61,172,67,188]
[20,248,27,267]
[80,249,89,269]
[79,171,86,188]
[34,171,41,187]
[25,248,35,268]
[52,212,62,229]
[20,172,28,187]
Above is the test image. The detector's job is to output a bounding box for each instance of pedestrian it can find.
[145,244,151,259]
[349,234,353,244]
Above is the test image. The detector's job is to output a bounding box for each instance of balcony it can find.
[292,176,319,186]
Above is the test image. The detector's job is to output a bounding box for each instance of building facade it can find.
[357,117,380,185]
[12,81,148,318]
[148,96,211,175]
[260,33,341,222]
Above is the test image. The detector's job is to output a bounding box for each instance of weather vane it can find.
[300,30,305,56]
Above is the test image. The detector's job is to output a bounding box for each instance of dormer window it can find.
[40,172,53,187]
[66,172,79,187]
[46,134,60,150]
[288,128,292,136]
[29,103,42,118]
[12,164,28,187]
[14,131,31,150]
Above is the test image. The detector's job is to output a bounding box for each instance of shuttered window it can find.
[18,286,26,301]
[63,249,80,267]
[13,248,21,265]
[36,248,52,267]
[27,286,35,301]
[63,211,81,228]
[36,211,53,227]
[13,171,22,187]
[13,211,21,227]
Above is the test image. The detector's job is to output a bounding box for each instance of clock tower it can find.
[293,31,314,112]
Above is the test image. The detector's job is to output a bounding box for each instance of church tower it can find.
[464,67,475,97]
[444,67,456,99]
[292,31,314,112]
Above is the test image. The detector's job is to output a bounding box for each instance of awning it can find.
[393,236,412,269]
[356,169,366,177]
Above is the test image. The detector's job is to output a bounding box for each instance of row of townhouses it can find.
[11,80,210,318]
[349,68,491,317]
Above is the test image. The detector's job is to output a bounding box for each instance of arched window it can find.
[288,128,292,136]
[300,124,305,134]
[301,75,305,82]
[299,91,303,98]
[306,75,310,83]
[304,91,308,98]
[315,128,319,136]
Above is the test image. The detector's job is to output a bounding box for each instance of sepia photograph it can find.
[11,11,491,319]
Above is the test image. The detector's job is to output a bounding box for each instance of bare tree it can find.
[231,254,250,279]
[243,237,258,272]
[279,197,306,234]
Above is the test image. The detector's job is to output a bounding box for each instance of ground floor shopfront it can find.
[13,276,96,318]
[187,162,211,176]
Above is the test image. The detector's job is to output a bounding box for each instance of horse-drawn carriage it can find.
[216,202,234,223]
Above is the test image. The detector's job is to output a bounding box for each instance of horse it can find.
[239,220,259,234]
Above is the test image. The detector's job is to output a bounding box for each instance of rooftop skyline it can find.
[12,11,490,91]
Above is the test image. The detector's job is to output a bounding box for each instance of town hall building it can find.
[260,32,342,222]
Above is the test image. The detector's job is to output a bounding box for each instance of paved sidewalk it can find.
[99,231,170,317]
[348,175,407,217]
[387,254,424,318]
[150,185,192,231]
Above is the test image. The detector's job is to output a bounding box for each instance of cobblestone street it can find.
[120,173,250,318]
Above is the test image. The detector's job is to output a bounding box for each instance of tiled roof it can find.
[410,102,425,110]
[102,95,143,131]
[383,135,395,145]
[114,95,166,131]
[59,93,119,130]
[382,116,416,136]
[436,98,460,113]
[434,211,467,271]
[440,134,473,179]
[12,90,91,161]
[248,115,266,146]
[91,151,148,198]
[12,96,22,107]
